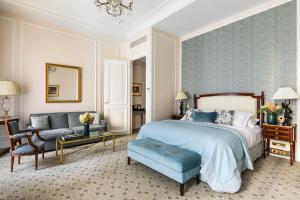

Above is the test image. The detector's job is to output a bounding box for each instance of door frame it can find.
[130,54,152,134]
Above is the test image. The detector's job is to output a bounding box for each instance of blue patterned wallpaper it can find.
[182,1,297,118]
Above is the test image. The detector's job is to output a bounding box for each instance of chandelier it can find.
[94,0,133,22]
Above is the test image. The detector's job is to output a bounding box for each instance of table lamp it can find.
[0,81,20,117]
[272,87,299,126]
[175,92,188,116]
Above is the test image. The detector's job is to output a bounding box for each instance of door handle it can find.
[147,87,150,92]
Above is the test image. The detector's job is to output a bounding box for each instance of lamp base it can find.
[1,96,11,117]
[282,101,293,126]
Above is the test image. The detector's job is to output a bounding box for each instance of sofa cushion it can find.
[37,128,73,141]
[128,138,201,173]
[30,113,69,129]
[30,116,49,130]
[71,124,105,135]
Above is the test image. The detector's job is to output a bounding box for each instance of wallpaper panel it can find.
[182,1,296,118]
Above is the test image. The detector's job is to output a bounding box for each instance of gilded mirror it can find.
[46,63,81,103]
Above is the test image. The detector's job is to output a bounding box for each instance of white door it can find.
[104,59,130,133]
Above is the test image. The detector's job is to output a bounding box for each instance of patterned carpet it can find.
[0,136,299,200]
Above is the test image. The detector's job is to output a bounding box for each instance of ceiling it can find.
[154,0,291,40]
[0,0,292,42]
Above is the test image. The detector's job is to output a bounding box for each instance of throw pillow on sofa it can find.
[31,116,49,130]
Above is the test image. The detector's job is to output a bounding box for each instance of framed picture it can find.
[132,83,142,96]
[48,85,59,97]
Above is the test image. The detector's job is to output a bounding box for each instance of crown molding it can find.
[181,0,293,41]
[127,0,195,38]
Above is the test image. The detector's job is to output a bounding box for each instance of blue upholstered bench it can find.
[127,138,201,196]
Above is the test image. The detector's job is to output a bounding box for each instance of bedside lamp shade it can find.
[272,87,299,100]
[175,92,188,100]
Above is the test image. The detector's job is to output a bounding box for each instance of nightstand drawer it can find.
[265,127,290,135]
[265,129,289,136]
[265,132,289,141]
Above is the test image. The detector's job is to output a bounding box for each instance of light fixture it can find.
[273,87,299,126]
[94,0,133,23]
[0,81,20,117]
[175,92,188,116]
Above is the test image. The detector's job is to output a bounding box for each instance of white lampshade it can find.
[0,81,20,96]
[175,91,188,100]
[272,87,299,100]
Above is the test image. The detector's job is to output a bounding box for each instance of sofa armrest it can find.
[100,120,107,131]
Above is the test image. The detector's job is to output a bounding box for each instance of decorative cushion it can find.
[232,111,253,127]
[90,113,100,125]
[215,110,234,125]
[192,111,217,123]
[30,116,49,130]
[12,141,44,155]
[181,109,193,121]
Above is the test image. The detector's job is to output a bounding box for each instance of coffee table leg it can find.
[55,139,58,157]
[103,136,105,146]
[60,144,63,163]
[113,135,115,152]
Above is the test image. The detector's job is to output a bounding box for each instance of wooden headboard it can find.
[193,92,265,122]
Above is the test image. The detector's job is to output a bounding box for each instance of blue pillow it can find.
[192,111,217,123]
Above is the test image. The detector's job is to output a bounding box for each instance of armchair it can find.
[5,119,45,172]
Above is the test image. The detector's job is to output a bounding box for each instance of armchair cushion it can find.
[8,121,19,135]
[12,141,44,155]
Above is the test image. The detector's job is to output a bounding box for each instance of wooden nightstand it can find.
[172,114,183,120]
[263,124,296,165]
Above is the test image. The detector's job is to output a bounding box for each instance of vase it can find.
[267,113,277,125]
[83,123,90,136]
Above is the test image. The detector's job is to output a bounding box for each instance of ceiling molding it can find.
[127,0,195,38]
[181,0,293,41]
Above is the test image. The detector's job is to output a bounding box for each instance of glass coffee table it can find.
[56,131,119,163]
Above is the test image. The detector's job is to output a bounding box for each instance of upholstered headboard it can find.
[193,92,265,121]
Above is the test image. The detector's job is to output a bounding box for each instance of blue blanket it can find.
[136,120,253,193]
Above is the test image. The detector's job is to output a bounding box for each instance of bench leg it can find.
[180,183,184,196]
[127,157,131,165]
[196,174,200,185]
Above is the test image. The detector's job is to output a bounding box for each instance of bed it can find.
[136,92,265,193]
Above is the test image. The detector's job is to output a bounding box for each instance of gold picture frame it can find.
[132,83,142,96]
[46,63,81,103]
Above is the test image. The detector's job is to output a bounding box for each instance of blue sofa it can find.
[29,111,107,151]
[127,138,201,196]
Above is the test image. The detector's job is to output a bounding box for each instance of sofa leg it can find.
[127,157,131,165]
[196,174,200,184]
[180,183,184,196]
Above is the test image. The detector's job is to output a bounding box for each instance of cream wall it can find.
[0,14,119,148]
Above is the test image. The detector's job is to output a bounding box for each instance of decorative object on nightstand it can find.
[0,81,19,117]
[259,103,282,125]
[172,114,183,120]
[175,92,188,116]
[272,87,299,126]
[263,123,296,166]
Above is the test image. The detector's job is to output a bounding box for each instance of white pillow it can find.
[247,117,260,127]
[233,111,253,128]
[90,113,100,125]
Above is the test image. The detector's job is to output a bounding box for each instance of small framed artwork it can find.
[48,85,59,97]
[132,83,142,96]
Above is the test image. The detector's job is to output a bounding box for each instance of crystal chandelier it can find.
[94,0,133,23]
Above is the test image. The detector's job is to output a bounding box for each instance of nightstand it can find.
[262,124,296,166]
[172,114,183,120]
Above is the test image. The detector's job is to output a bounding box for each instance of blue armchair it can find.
[5,119,45,172]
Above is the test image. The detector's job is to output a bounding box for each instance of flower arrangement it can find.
[259,103,282,114]
[79,112,95,125]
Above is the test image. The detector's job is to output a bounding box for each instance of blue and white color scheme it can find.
[137,120,260,193]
